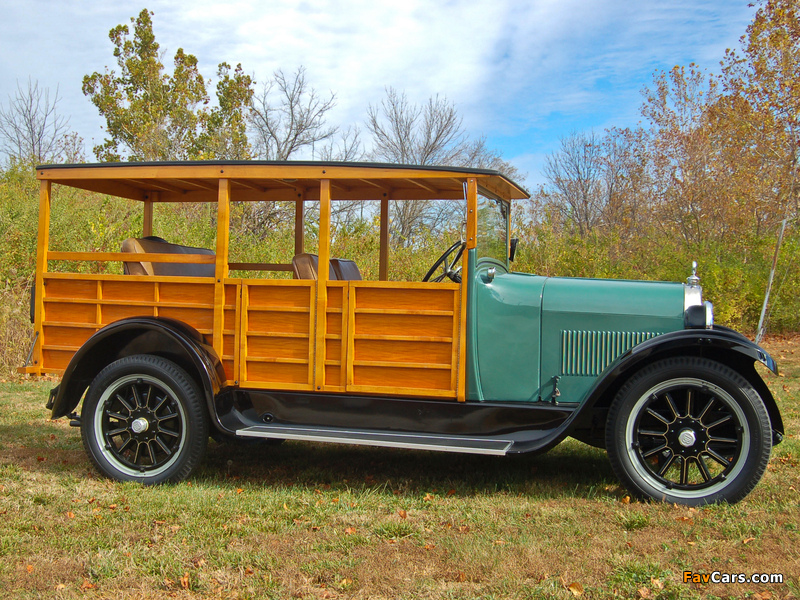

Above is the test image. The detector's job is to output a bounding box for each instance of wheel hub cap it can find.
[131,417,150,434]
[678,428,696,448]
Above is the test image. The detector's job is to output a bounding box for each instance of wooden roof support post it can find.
[32,180,51,375]
[143,191,157,237]
[314,180,331,390]
[379,194,389,281]
[213,179,231,359]
[294,191,305,258]
[457,177,478,402]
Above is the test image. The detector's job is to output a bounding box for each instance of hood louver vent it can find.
[561,330,662,377]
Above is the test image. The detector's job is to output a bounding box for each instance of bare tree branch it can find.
[0,79,78,163]
[249,67,338,160]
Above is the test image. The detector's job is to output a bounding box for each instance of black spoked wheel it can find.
[81,355,208,484]
[606,357,772,505]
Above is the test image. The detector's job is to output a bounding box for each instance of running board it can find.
[236,425,513,456]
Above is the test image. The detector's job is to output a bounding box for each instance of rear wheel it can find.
[606,357,772,505]
[81,355,208,484]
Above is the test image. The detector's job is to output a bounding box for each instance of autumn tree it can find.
[719,0,800,338]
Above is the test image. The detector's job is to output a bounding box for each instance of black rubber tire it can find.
[606,357,772,506]
[81,355,209,484]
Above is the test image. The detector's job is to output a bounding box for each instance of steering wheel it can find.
[422,239,466,283]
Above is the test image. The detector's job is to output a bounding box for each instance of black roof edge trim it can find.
[34,160,529,198]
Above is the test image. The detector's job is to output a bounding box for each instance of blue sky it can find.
[0,0,756,187]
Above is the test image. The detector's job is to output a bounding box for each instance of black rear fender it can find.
[569,328,783,448]
[48,317,229,433]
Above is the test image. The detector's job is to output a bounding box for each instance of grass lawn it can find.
[0,338,798,599]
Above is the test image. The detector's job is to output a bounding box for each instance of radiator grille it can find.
[560,330,662,376]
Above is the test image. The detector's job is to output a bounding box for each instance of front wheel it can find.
[81,355,209,484]
[606,357,772,505]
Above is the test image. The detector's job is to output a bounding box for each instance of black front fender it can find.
[48,317,228,430]
[568,327,783,447]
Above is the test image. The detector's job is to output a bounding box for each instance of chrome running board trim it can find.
[236,425,513,456]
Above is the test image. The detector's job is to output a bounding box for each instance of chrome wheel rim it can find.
[93,374,187,478]
[625,378,749,499]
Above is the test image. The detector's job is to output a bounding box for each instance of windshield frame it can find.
[475,187,510,268]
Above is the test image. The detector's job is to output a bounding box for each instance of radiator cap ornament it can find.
[687,261,700,287]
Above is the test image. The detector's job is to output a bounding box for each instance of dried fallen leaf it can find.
[397,509,408,519]
[651,577,663,590]
[754,592,773,600]
[423,493,435,501]
[567,582,584,596]
[638,587,651,598]
[620,495,631,504]
[67,511,75,519]
[244,567,254,575]
[742,537,755,545]
[26,565,33,574]
[456,571,467,582]
[80,580,96,590]
[424,543,436,550]
[344,527,357,535]
[36,456,45,462]
[180,572,190,590]
[446,489,456,497]
[236,488,244,494]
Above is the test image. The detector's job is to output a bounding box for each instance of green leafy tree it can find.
[83,9,255,162]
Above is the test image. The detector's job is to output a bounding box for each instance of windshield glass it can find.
[476,192,509,264]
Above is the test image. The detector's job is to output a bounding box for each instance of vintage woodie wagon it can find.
[23,161,783,505]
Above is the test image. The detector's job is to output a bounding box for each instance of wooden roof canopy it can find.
[36,161,529,203]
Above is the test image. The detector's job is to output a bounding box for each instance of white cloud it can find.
[0,0,756,181]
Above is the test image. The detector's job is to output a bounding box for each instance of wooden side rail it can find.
[47,252,216,264]
[228,263,294,271]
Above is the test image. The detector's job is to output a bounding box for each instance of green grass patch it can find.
[0,336,797,598]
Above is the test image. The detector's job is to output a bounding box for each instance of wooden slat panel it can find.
[240,280,314,389]
[352,365,452,391]
[159,282,214,304]
[46,302,97,324]
[223,360,234,380]
[158,307,213,330]
[355,286,455,311]
[355,313,453,338]
[102,303,155,323]
[343,282,460,398]
[101,280,154,301]
[248,310,310,334]
[44,279,96,299]
[247,336,309,360]
[248,284,313,308]
[42,326,94,348]
[326,312,342,336]
[245,361,310,384]
[42,349,74,371]
[354,339,451,366]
